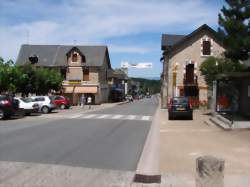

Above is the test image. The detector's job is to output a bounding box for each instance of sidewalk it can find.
[159,109,250,186]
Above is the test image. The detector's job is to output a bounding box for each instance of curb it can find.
[133,101,161,184]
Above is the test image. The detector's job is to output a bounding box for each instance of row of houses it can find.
[160,24,250,120]
[16,45,128,105]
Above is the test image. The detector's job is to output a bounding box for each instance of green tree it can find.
[0,58,63,95]
[218,0,250,62]
[34,68,63,95]
[200,56,247,87]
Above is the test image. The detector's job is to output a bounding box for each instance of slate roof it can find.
[108,69,128,80]
[161,24,223,52]
[161,34,186,50]
[16,44,110,67]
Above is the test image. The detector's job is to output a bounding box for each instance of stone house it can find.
[108,69,128,102]
[161,24,225,109]
[16,44,112,105]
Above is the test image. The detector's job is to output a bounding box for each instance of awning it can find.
[64,86,98,93]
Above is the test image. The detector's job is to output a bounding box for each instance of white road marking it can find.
[141,116,151,121]
[111,115,123,119]
[68,114,82,119]
[126,115,136,120]
[82,114,97,119]
[97,114,110,119]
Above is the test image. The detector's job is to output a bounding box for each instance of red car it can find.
[49,95,71,109]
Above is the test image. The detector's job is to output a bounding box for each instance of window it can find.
[72,53,78,62]
[202,40,211,55]
[34,97,45,102]
[83,68,89,81]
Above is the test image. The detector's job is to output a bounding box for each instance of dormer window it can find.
[72,53,78,62]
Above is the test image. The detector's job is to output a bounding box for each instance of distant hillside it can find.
[129,77,161,94]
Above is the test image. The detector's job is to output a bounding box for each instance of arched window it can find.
[72,53,78,62]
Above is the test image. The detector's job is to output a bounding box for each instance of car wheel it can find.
[60,104,66,110]
[0,109,5,120]
[41,106,49,114]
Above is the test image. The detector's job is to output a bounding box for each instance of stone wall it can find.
[166,31,225,102]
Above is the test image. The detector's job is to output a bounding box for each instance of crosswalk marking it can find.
[97,114,110,119]
[68,114,82,119]
[126,115,136,120]
[141,116,151,121]
[38,113,152,121]
[83,114,97,119]
[111,115,123,119]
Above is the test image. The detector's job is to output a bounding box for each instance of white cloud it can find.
[0,0,221,60]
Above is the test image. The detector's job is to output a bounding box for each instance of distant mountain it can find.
[129,77,161,94]
[130,76,160,80]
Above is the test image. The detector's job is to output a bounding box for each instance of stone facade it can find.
[161,25,225,108]
[63,49,110,105]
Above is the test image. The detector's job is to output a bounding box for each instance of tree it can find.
[218,0,250,62]
[0,57,63,95]
[34,68,63,95]
[200,56,247,87]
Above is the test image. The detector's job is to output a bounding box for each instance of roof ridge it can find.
[22,44,107,47]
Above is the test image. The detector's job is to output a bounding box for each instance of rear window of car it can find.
[172,98,188,105]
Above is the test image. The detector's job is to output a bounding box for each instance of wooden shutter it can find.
[202,41,211,55]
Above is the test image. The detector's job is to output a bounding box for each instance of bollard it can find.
[196,155,224,187]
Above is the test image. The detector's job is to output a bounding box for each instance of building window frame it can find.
[72,53,78,62]
[83,67,90,81]
[201,38,213,57]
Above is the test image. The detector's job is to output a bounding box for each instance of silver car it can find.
[31,96,57,114]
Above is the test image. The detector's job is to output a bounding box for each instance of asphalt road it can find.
[0,96,158,171]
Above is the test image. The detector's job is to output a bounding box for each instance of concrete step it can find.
[216,114,232,126]
[209,117,231,130]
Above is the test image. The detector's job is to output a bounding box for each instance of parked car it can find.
[168,97,193,120]
[125,95,133,102]
[0,95,19,119]
[31,96,57,114]
[49,95,71,109]
[15,97,39,115]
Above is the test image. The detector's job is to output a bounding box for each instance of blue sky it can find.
[0,0,225,78]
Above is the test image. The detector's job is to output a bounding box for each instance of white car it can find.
[31,96,57,114]
[15,97,39,115]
